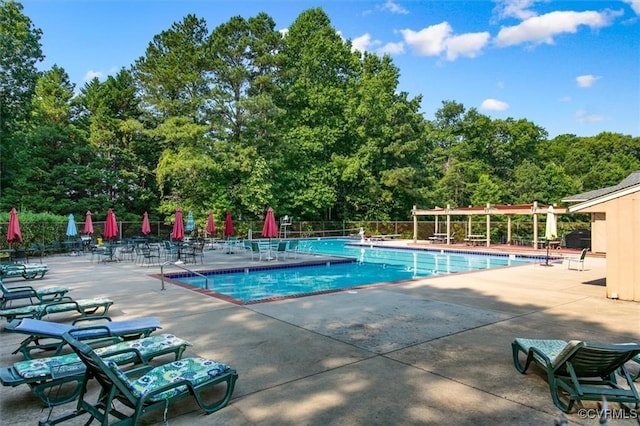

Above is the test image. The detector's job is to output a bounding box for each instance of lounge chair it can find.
[512,338,640,412]
[42,332,238,425]
[0,333,190,407]
[4,316,162,360]
[0,296,113,322]
[629,354,640,382]
[566,248,588,271]
[0,278,69,309]
[0,262,49,280]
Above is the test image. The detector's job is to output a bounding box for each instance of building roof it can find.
[562,171,640,203]
[565,171,640,213]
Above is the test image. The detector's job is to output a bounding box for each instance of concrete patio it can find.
[1,242,638,425]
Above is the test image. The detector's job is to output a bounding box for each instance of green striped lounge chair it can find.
[0,333,190,407]
[512,338,640,412]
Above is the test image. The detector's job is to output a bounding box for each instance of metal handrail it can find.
[160,261,210,291]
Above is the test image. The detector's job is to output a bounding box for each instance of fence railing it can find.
[0,219,590,249]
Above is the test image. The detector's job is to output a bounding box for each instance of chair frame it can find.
[286,240,300,259]
[42,333,238,425]
[0,263,48,280]
[5,316,161,360]
[567,248,588,271]
[0,333,190,407]
[0,280,69,309]
[512,338,640,412]
[275,241,288,260]
[0,297,113,322]
[251,242,269,261]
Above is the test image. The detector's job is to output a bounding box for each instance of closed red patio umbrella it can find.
[172,208,184,241]
[83,211,94,235]
[262,207,278,239]
[104,208,118,241]
[7,208,22,246]
[206,212,216,236]
[141,211,151,235]
[224,211,234,238]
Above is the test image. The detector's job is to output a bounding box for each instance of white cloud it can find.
[378,42,405,55]
[400,22,489,60]
[401,22,451,56]
[493,0,539,20]
[497,81,505,89]
[83,70,103,82]
[351,33,383,53]
[576,74,602,88]
[480,98,510,111]
[351,33,403,56]
[495,9,621,47]
[445,32,491,60]
[624,0,640,15]
[380,0,409,15]
[575,109,607,123]
[557,96,572,102]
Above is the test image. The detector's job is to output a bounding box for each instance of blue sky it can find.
[21,0,640,138]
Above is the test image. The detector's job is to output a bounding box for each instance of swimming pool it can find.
[168,238,544,304]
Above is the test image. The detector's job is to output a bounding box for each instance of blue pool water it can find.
[171,239,542,304]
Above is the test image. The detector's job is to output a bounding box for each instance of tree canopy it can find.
[1,1,638,225]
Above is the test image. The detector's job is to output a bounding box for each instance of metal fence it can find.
[1,219,590,249]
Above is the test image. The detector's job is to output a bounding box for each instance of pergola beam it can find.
[411,202,567,248]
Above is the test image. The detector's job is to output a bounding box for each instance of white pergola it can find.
[411,202,568,249]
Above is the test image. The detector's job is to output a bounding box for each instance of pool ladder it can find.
[160,261,210,291]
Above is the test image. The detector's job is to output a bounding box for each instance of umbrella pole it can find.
[542,239,552,266]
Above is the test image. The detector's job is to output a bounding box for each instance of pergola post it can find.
[507,215,512,245]
[533,201,539,250]
[485,203,491,247]
[412,205,417,243]
[446,204,451,245]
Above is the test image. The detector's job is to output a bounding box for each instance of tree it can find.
[0,0,43,206]
[78,69,158,217]
[13,66,95,213]
[470,174,505,206]
[337,53,429,219]
[276,8,355,220]
[0,0,43,131]
[134,14,211,121]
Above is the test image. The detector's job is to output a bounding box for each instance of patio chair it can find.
[251,242,269,261]
[512,338,640,412]
[4,316,162,360]
[0,262,49,280]
[275,241,288,260]
[0,333,190,407]
[0,296,113,322]
[0,278,69,309]
[140,245,161,267]
[163,241,180,262]
[90,245,110,263]
[567,248,588,271]
[42,332,238,425]
[286,240,300,259]
[118,241,136,262]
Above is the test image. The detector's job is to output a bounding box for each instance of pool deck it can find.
[2,241,639,425]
